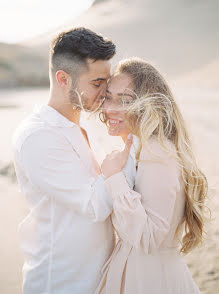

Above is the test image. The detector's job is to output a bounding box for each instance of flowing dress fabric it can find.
[95,139,201,294]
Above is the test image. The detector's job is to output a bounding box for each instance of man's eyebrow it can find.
[91,78,106,82]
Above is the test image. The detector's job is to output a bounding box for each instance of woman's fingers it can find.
[123,134,133,158]
[101,135,133,178]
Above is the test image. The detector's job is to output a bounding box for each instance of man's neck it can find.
[48,95,81,126]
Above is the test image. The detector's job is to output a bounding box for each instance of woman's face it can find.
[103,73,135,140]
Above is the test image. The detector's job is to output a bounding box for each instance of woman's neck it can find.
[121,134,128,143]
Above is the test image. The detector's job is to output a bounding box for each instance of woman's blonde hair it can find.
[114,57,208,254]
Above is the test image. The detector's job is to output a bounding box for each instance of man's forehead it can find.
[87,59,111,77]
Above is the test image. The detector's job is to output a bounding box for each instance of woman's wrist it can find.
[101,167,122,179]
[104,171,130,198]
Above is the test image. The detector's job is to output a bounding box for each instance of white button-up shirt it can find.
[12,105,117,294]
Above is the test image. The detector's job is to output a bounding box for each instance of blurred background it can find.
[0,0,218,293]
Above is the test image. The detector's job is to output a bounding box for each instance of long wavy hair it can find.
[113,57,208,254]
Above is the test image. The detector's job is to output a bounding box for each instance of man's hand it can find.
[101,134,133,178]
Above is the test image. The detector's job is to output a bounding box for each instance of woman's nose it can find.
[103,101,118,114]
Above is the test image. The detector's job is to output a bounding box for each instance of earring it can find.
[72,104,78,110]
[99,111,106,123]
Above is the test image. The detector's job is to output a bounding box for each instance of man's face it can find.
[69,59,111,112]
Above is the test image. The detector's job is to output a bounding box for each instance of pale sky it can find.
[0,0,94,43]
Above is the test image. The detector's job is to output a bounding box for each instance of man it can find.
[12,27,116,294]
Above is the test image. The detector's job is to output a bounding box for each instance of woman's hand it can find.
[101,135,133,178]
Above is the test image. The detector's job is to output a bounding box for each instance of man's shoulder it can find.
[12,109,80,157]
[12,113,56,153]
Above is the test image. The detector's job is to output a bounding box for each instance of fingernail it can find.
[127,134,132,140]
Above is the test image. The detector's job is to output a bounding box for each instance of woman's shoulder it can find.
[139,137,178,164]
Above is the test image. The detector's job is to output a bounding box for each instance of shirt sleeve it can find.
[104,140,180,253]
[19,129,113,222]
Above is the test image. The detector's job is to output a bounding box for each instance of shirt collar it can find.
[130,134,140,164]
[34,104,77,128]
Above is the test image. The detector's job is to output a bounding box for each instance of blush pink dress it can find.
[95,139,201,294]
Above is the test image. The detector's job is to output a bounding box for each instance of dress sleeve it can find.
[104,140,180,252]
[19,129,112,222]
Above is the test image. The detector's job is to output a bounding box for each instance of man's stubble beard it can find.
[68,86,103,113]
[68,86,90,111]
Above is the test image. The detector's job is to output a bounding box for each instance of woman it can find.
[95,57,208,294]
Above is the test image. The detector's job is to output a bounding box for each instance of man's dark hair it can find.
[50,27,116,79]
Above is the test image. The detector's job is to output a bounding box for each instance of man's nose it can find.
[97,84,107,99]
[100,82,108,92]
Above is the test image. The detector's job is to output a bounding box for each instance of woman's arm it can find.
[104,140,181,252]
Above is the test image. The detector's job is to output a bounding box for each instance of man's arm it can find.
[19,129,113,222]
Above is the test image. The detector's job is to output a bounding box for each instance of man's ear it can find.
[56,70,71,88]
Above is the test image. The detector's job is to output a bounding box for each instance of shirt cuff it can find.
[89,174,113,222]
[104,171,131,199]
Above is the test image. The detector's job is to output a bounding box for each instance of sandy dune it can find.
[53,0,219,89]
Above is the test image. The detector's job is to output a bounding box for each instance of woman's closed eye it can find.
[120,99,132,105]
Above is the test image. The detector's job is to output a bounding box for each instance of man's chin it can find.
[84,101,102,113]
[83,106,98,113]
